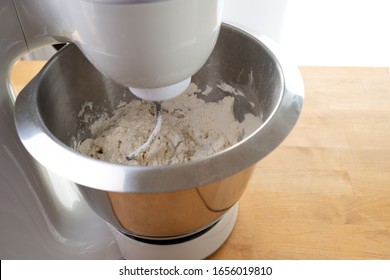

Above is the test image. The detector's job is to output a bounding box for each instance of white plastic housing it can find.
[71,0,223,99]
[13,0,223,100]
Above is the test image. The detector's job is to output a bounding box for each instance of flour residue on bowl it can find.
[74,82,260,166]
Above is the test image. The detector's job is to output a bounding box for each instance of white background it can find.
[2,260,390,280]
[222,0,390,66]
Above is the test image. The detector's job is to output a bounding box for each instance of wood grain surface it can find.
[210,66,390,259]
[12,62,390,259]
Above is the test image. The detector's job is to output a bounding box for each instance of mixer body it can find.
[0,0,304,259]
[0,1,115,259]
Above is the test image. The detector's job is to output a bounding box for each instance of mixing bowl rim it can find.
[14,22,304,193]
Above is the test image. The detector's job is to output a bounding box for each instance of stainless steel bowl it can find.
[15,23,304,238]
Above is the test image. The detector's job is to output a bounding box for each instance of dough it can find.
[75,83,260,166]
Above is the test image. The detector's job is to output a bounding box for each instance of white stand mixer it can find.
[1,0,304,259]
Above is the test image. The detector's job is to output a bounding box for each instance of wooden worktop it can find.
[12,63,390,259]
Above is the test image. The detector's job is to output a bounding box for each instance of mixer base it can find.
[108,204,238,259]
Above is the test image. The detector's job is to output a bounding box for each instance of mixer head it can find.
[75,0,223,101]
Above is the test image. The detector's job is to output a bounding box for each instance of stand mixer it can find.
[1,0,304,259]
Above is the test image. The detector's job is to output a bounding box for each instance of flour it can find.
[75,82,260,166]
